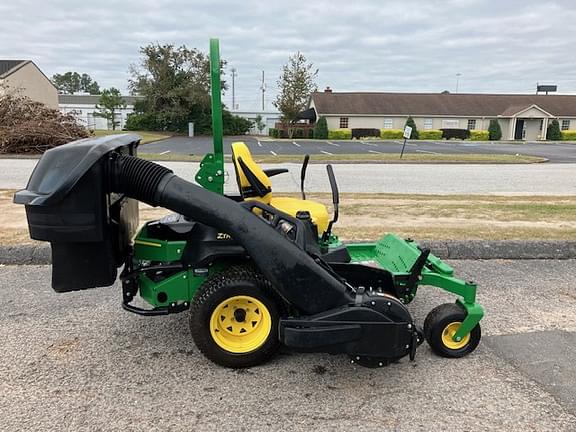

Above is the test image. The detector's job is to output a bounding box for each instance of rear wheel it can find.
[190,265,282,368]
[423,303,481,358]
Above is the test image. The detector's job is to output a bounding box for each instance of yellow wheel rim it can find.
[441,322,470,350]
[209,295,272,354]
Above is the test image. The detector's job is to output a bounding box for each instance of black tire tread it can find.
[189,265,283,368]
[423,302,481,358]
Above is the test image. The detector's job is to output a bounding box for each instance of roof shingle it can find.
[58,94,144,105]
[0,60,27,78]
[311,92,576,117]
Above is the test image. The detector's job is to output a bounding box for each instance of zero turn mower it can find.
[14,39,483,368]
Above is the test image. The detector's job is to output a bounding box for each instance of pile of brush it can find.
[0,88,89,153]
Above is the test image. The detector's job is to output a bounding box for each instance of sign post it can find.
[400,125,412,159]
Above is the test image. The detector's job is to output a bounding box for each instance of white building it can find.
[59,94,143,130]
[232,110,281,135]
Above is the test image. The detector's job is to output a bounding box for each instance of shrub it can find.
[405,116,419,139]
[488,119,502,140]
[547,119,562,140]
[328,128,352,140]
[561,130,576,140]
[308,128,314,139]
[268,128,278,138]
[124,112,159,131]
[469,130,489,141]
[351,128,380,139]
[223,112,253,135]
[292,128,306,138]
[418,130,442,140]
[441,128,470,140]
[314,117,328,139]
[380,129,404,139]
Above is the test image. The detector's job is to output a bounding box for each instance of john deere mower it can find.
[14,40,483,368]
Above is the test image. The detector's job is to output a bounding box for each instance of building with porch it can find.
[309,89,576,140]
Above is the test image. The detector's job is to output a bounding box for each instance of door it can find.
[514,119,525,140]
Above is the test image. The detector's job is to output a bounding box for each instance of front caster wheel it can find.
[423,303,481,358]
[189,265,282,368]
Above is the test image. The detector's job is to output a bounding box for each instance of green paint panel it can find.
[195,153,224,193]
[346,233,484,340]
[195,39,224,194]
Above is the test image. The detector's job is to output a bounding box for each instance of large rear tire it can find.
[190,265,282,368]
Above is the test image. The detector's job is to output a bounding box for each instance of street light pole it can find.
[231,67,237,111]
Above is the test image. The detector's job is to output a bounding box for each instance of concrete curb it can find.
[421,240,576,260]
[1,241,576,265]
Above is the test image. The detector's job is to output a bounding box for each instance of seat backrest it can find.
[231,142,272,203]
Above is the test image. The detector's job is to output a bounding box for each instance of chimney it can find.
[324,86,332,93]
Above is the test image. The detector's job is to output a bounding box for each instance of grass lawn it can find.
[138,152,546,164]
[92,129,171,144]
[3,189,575,244]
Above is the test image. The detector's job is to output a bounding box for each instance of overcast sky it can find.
[2,0,576,111]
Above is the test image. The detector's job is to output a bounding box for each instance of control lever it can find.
[321,164,339,243]
[300,154,310,200]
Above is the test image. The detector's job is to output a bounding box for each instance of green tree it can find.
[94,88,126,130]
[128,43,228,134]
[405,116,419,139]
[52,72,100,94]
[273,52,318,137]
[488,119,502,140]
[80,73,100,94]
[547,119,562,140]
[254,114,265,134]
[314,116,328,139]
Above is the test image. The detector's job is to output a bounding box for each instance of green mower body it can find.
[14,38,484,368]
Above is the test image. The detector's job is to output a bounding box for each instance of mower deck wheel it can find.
[189,265,283,368]
[423,303,481,358]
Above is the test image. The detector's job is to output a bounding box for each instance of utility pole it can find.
[455,73,462,93]
[231,67,237,110]
[260,70,266,111]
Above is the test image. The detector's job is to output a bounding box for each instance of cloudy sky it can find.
[2,0,576,111]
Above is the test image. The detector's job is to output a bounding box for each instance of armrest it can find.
[263,168,289,177]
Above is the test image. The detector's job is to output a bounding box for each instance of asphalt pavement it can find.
[142,136,576,163]
[3,158,576,195]
[1,261,575,431]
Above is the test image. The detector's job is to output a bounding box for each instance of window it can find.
[383,118,393,129]
[561,119,570,130]
[467,119,476,130]
[423,119,433,130]
[339,117,349,128]
[442,119,460,128]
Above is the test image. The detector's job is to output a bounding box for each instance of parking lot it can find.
[1,260,575,431]
[142,136,576,163]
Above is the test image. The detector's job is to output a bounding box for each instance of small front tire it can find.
[423,303,481,358]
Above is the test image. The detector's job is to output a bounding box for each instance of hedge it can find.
[418,130,442,140]
[561,130,576,140]
[291,128,314,139]
[352,128,380,139]
[328,128,352,140]
[470,130,489,141]
[441,128,470,140]
[380,129,404,139]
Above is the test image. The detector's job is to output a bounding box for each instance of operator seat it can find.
[231,142,330,234]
